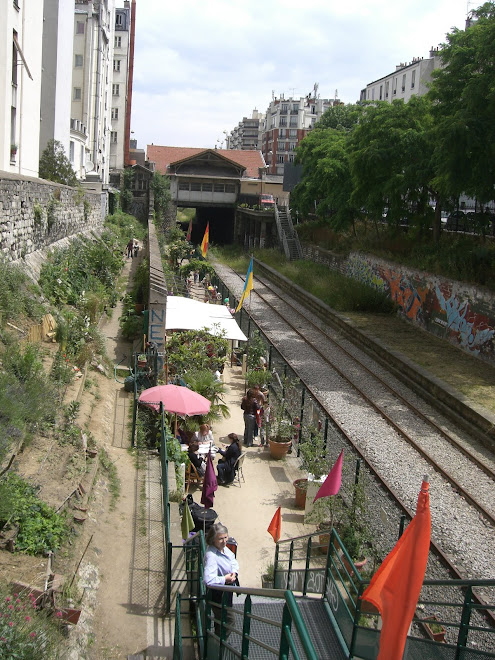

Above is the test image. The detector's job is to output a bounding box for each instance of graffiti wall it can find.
[302,246,495,364]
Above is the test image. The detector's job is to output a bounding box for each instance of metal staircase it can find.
[274,204,303,260]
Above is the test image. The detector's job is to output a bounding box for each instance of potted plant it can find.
[268,411,293,459]
[420,615,446,643]
[297,425,331,511]
[137,354,147,368]
[261,562,275,589]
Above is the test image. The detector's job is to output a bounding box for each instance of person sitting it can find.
[194,423,214,445]
[188,441,205,476]
[217,433,241,485]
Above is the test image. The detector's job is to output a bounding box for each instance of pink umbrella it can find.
[138,384,211,416]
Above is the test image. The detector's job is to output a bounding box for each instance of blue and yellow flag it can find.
[235,257,254,312]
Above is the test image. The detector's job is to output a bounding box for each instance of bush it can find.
[0,583,63,659]
[0,474,68,555]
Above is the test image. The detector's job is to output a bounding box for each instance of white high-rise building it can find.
[0,0,44,177]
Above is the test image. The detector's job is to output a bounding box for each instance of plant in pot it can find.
[261,562,275,589]
[267,394,294,459]
[296,425,331,510]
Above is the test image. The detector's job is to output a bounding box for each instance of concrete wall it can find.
[302,244,495,364]
[0,171,103,262]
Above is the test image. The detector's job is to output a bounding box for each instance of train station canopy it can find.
[165,296,247,341]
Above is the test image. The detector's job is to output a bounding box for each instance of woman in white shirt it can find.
[194,423,214,445]
[204,523,239,637]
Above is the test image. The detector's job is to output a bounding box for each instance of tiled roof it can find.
[146,145,265,179]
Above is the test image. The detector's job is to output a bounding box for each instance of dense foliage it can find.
[0,474,68,555]
[293,3,495,244]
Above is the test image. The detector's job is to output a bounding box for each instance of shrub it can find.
[0,583,63,659]
[0,474,68,555]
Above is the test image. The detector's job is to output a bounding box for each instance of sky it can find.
[130,0,473,151]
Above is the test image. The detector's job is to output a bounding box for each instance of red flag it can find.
[267,507,282,543]
[313,450,343,502]
[361,477,431,660]
[186,218,192,241]
[200,451,217,509]
[200,223,209,258]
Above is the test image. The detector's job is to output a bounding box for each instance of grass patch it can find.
[99,447,121,511]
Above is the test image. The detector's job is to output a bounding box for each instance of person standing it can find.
[126,239,134,258]
[241,390,259,447]
[204,523,239,637]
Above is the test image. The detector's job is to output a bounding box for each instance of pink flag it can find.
[313,450,343,502]
[201,452,217,509]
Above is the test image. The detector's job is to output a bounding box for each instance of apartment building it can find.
[360,48,442,104]
[1,0,44,177]
[226,109,264,151]
[40,1,76,167]
[262,89,339,176]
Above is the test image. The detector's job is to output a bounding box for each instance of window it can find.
[178,182,189,191]
[292,104,298,113]
[402,74,406,92]
[113,59,121,72]
[281,104,288,113]
[111,108,118,120]
[385,81,389,98]
[13,0,20,10]
[73,87,81,100]
[214,184,224,193]
[279,117,287,126]
[411,70,416,89]
[379,85,383,100]
[279,129,286,138]
[289,142,296,151]
[111,131,118,143]
[112,83,120,96]
[202,183,212,192]
[116,13,123,26]
[278,142,286,152]
[191,183,201,192]
[289,119,297,127]
[289,129,297,138]
[277,154,285,164]
[288,154,295,162]
[75,54,83,67]
[114,36,122,48]
[372,88,375,101]
[76,21,85,35]
[393,77,397,95]
[69,141,74,163]
[225,184,235,193]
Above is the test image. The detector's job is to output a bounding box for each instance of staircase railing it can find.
[275,528,495,659]
[274,204,303,260]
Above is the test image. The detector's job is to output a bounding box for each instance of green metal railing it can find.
[275,528,495,660]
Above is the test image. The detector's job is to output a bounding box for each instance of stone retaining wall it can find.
[302,244,495,364]
[0,171,102,262]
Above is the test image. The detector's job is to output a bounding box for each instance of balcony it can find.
[70,118,87,136]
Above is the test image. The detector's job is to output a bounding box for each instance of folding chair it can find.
[185,462,204,494]
[232,452,246,487]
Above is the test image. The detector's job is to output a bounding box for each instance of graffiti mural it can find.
[345,252,495,361]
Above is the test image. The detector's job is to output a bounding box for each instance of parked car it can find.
[259,194,275,209]
[445,210,466,231]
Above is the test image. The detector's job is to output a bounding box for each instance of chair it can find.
[185,462,204,494]
[232,452,246,487]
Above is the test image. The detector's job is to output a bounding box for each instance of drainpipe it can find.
[93,2,102,169]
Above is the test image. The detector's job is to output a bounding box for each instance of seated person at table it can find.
[188,441,206,476]
[217,433,241,485]
[194,423,214,445]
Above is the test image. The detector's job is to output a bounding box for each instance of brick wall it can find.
[0,172,102,261]
[302,244,495,364]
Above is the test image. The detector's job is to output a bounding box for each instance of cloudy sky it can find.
[130,0,471,151]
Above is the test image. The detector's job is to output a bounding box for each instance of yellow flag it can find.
[201,223,209,258]
[235,258,254,312]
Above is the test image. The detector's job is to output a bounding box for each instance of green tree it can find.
[151,171,171,222]
[39,139,77,186]
[428,2,495,207]
[120,167,134,212]
[315,103,363,131]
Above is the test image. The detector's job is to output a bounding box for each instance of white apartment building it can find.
[109,1,132,176]
[72,0,116,185]
[360,48,442,104]
[40,0,76,165]
[227,109,265,151]
[0,0,44,177]
[262,88,339,175]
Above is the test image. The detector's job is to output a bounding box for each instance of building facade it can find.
[360,48,442,104]
[261,89,340,176]
[110,1,131,175]
[0,0,44,177]
[226,109,264,151]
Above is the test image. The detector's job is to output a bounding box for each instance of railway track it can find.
[214,260,495,591]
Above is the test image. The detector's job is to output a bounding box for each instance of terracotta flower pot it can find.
[269,439,291,460]
[420,615,446,643]
[293,478,308,508]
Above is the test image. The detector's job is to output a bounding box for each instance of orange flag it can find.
[267,507,281,543]
[200,222,209,258]
[361,477,431,660]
